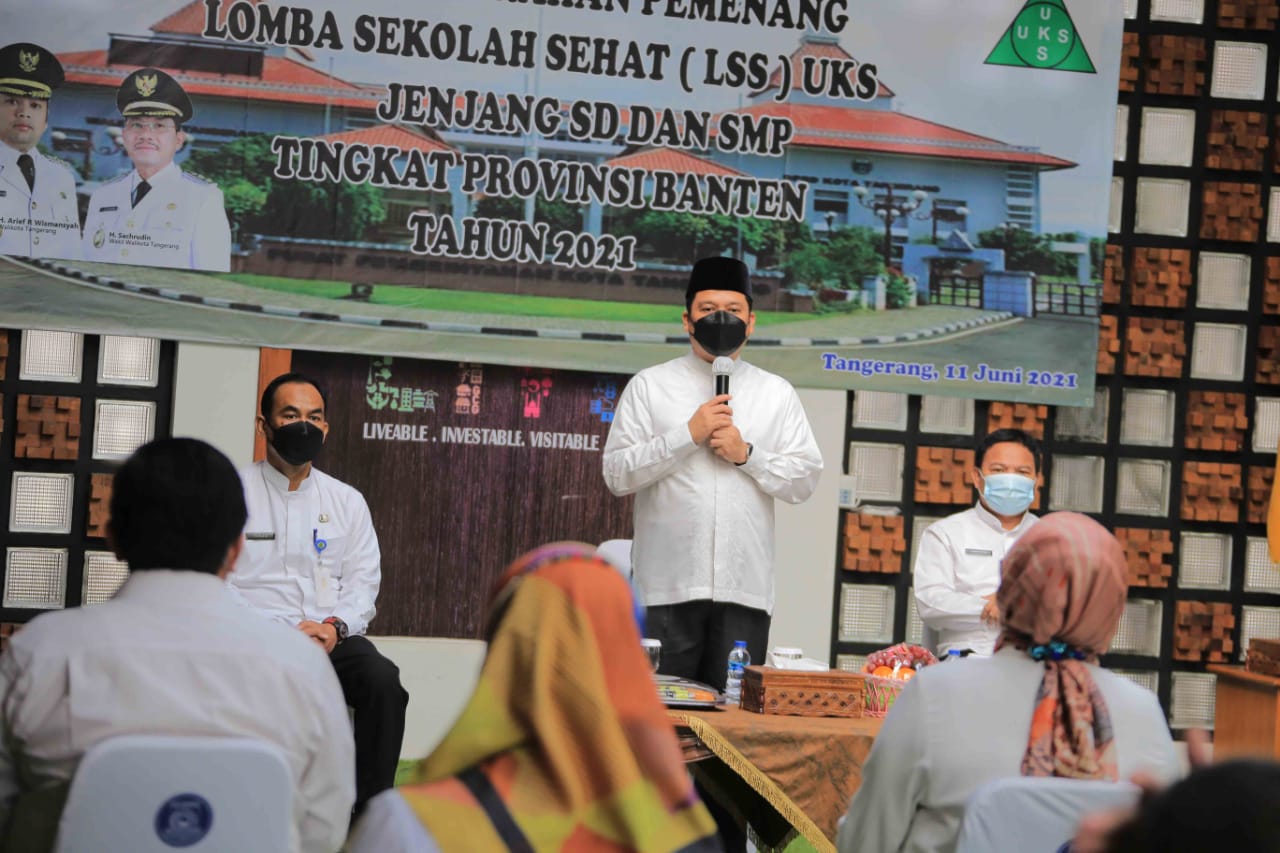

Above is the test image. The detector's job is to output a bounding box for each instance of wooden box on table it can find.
[1246,638,1280,678]
[739,665,865,718]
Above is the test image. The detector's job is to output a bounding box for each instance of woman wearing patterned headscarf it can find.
[348,542,720,853]
[837,513,1179,853]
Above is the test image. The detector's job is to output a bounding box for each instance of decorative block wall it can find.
[1,331,173,621]
[835,4,1280,731]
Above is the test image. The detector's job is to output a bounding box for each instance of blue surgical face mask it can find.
[979,472,1036,516]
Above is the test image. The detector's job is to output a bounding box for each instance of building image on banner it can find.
[0,0,1124,404]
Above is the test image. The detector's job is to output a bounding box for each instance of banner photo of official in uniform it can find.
[0,0,1123,404]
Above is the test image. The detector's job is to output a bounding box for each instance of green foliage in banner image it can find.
[608,207,774,265]
[474,194,584,233]
[884,269,914,309]
[976,227,1105,280]
[184,135,386,241]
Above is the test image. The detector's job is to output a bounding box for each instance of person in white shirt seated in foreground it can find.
[0,438,354,853]
[839,512,1180,853]
[914,428,1042,657]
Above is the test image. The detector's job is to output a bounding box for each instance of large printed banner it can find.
[0,0,1123,403]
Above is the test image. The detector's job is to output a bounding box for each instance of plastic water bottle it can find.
[725,640,750,704]
[946,649,963,662]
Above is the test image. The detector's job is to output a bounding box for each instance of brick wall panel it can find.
[1130,247,1192,308]
[14,394,81,460]
[1143,35,1206,96]
[1181,462,1243,523]
[986,402,1048,439]
[1218,0,1280,28]
[1201,182,1264,242]
[1173,601,1236,663]
[1185,391,1247,452]
[842,513,907,574]
[1116,528,1174,588]
[914,447,975,505]
[1205,110,1269,171]
[1124,318,1186,378]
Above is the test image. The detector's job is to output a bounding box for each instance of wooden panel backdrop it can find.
[291,349,633,638]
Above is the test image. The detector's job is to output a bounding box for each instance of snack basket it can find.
[863,673,906,718]
[862,643,938,718]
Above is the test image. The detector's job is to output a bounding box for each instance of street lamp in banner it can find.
[823,210,836,241]
[853,184,929,267]
[917,203,968,242]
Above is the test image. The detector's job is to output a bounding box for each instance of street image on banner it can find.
[0,0,1123,403]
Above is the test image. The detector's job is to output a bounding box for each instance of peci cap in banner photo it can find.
[116,67,193,124]
[0,42,65,99]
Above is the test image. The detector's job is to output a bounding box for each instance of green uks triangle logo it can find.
[985,0,1096,73]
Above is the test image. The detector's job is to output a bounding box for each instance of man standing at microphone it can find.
[603,256,823,690]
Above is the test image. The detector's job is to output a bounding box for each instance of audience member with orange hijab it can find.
[838,513,1179,853]
[348,542,720,852]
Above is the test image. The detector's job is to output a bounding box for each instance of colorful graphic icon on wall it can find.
[985,0,1096,73]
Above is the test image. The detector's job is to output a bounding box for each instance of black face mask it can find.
[690,311,748,356]
[268,421,325,466]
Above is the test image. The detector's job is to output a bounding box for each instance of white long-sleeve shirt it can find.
[230,461,380,636]
[603,351,822,613]
[0,571,355,853]
[837,648,1180,853]
[913,503,1038,656]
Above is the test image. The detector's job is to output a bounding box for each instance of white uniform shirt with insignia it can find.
[0,143,81,259]
[229,461,381,637]
[913,503,1039,656]
[82,162,230,271]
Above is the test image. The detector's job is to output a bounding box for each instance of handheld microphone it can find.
[712,356,734,397]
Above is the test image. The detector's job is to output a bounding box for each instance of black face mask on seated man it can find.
[269,421,325,466]
[691,311,748,357]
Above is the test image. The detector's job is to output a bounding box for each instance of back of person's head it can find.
[260,371,327,420]
[976,427,1041,471]
[998,511,1127,655]
[1105,759,1280,852]
[109,438,246,574]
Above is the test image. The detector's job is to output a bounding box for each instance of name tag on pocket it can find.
[964,547,994,556]
[245,531,276,541]
[97,205,119,212]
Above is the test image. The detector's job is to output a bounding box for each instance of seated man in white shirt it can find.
[913,428,1042,657]
[0,438,354,853]
[230,372,408,816]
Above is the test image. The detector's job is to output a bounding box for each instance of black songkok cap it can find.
[685,256,752,308]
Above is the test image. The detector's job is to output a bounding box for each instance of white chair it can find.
[596,539,633,578]
[954,776,1140,853]
[55,735,293,853]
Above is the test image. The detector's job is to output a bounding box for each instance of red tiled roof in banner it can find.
[607,147,747,177]
[757,38,895,99]
[724,103,1076,169]
[151,0,255,34]
[321,125,454,154]
[149,0,317,62]
[57,50,380,111]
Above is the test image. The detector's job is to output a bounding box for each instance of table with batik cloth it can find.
[669,707,882,852]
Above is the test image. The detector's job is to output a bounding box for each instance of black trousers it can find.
[329,636,409,812]
[644,600,770,692]
[646,601,769,853]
